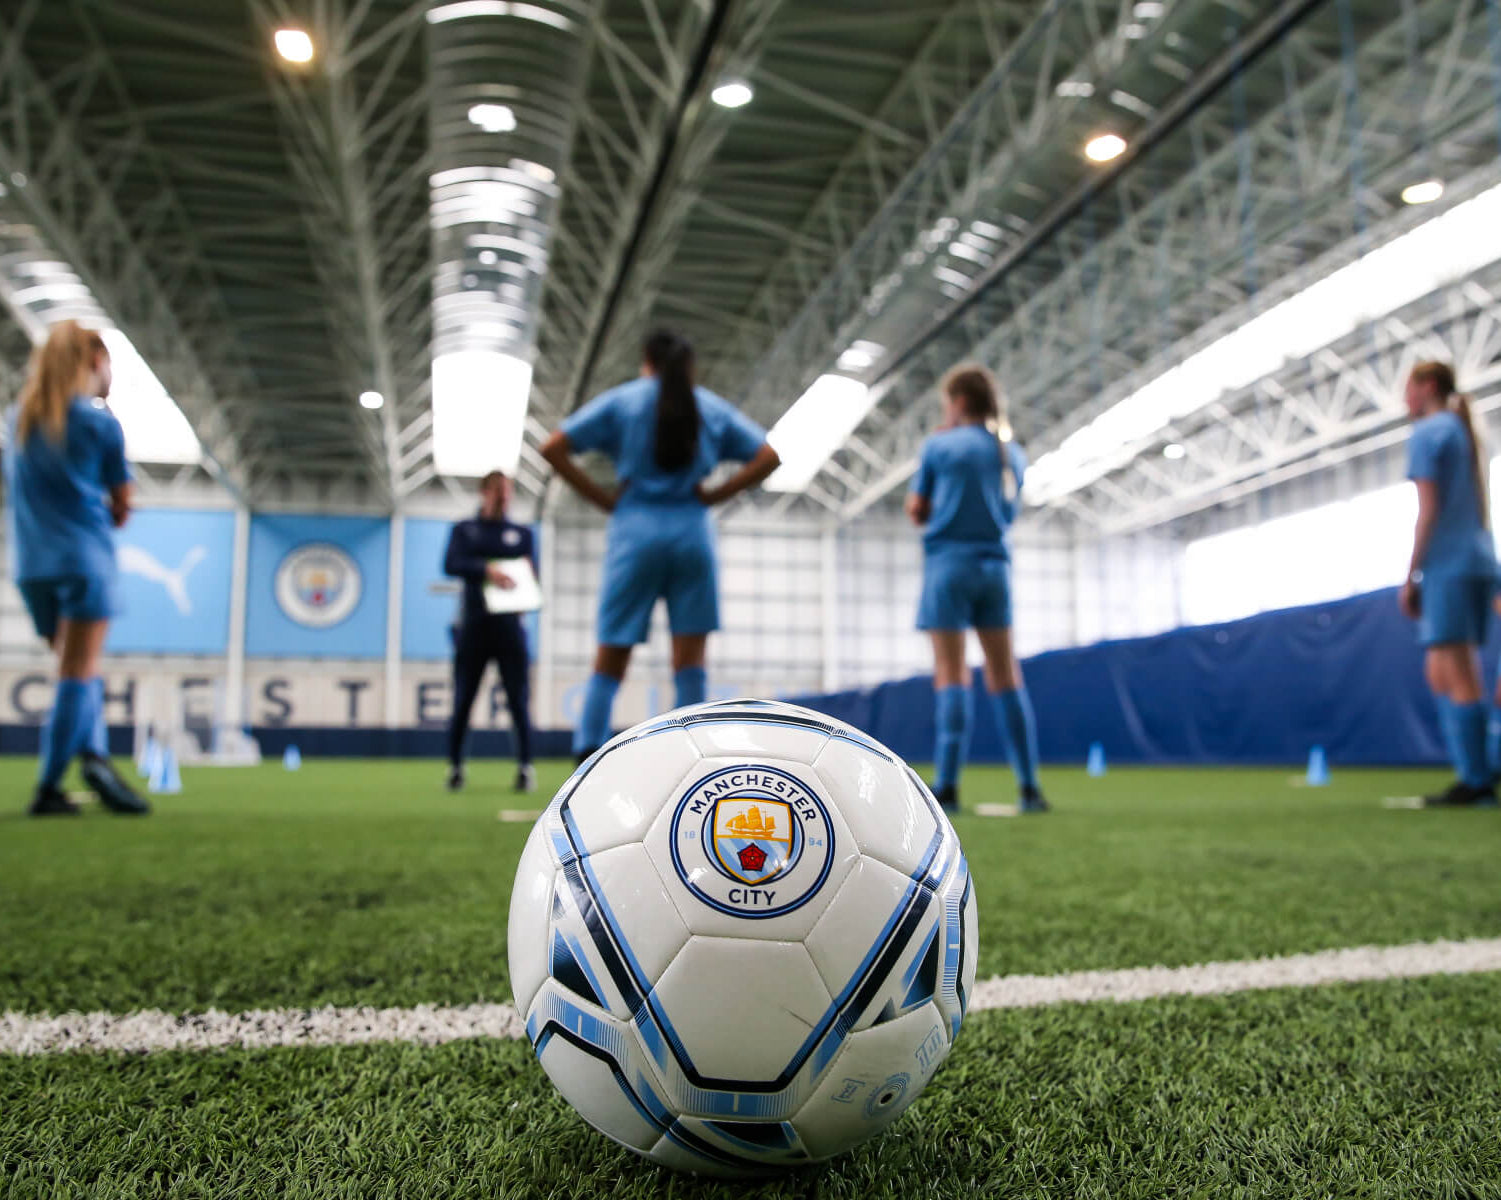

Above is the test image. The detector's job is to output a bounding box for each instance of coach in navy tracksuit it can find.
[443,470,536,793]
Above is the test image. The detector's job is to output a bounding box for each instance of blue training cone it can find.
[137,734,161,781]
[149,746,182,795]
[283,744,302,771]
[162,749,182,794]
[1086,742,1107,777]
[1306,745,1330,787]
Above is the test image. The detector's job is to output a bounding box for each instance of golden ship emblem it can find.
[725,804,776,839]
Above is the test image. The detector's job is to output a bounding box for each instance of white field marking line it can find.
[0,1003,528,1056]
[497,808,544,822]
[3,937,1500,1057]
[969,937,1501,1010]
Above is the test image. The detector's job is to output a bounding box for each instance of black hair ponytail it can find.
[645,329,699,472]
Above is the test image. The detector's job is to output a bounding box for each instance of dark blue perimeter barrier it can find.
[791,587,1474,767]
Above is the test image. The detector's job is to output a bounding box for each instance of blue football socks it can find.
[674,666,707,710]
[573,673,621,755]
[1454,700,1490,787]
[39,678,90,788]
[1436,696,1464,779]
[990,686,1040,790]
[86,677,109,758]
[933,685,971,793]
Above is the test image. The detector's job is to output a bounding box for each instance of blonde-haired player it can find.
[5,321,147,816]
[907,364,1046,814]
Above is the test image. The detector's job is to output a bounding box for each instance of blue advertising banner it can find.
[401,516,539,661]
[246,514,390,659]
[402,518,461,661]
[108,508,236,655]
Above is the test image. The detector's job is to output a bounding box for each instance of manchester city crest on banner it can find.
[668,764,835,919]
[275,543,362,628]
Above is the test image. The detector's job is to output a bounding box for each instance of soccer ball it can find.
[508,698,978,1176]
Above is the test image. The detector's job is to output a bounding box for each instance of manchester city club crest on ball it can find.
[274,543,362,628]
[668,763,834,918]
[713,797,795,883]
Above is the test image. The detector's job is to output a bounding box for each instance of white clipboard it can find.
[483,557,543,614]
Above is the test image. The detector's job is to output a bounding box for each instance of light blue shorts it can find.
[598,513,719,646]
[917,551,1011,631]
[1418,572,1494,646]
[19,573,117,641]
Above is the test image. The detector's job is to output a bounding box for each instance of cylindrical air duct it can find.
[426,0,590,476]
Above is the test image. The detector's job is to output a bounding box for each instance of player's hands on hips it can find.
[110,498,130,528]
[693,482,720,506]
[486,562,516,590]
[1399,579,1420,620]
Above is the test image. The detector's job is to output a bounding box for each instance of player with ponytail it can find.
[542,329,780,760]
[5,320,148,816]
[1400,360,1499,807]
[906,363,1047,814]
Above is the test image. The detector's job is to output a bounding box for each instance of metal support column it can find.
[385,513,406,729]
[224,505,251,728]
[820,522,839,694]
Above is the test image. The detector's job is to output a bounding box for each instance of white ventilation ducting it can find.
[426,0,589,476]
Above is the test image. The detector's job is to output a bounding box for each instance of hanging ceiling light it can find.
[274,28,315,64]
[711,80,754,108]
[467,103,517,133]
[1084,132,1128,163]
[1401,179,1444,206]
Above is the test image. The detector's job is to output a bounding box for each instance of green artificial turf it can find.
[3,756,1499,1197]
[0,758,1497,1013]
[3,975,1499,1199]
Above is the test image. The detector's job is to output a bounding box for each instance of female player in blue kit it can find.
[908,364,1047,815]
[541,329,780,760]
[1399,360,1499,807]
[5,320,148,816]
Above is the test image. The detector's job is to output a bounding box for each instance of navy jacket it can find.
[443,514,537,629]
